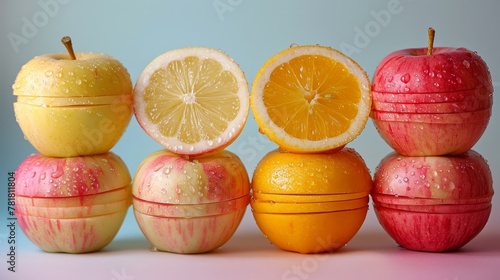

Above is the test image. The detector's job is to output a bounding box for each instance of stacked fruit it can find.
[12,37,133,253]
[370,28,495,252]
[250,45,373,254]
[131,47,251,254]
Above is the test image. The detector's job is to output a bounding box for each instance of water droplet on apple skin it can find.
[400,73,411,84]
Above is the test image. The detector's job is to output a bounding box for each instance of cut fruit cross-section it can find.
[250,45,371,153]
[134,47,249,155]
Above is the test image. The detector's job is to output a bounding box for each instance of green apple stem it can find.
[427,27,435,55]
[61,36,77,60]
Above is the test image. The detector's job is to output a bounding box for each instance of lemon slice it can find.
[134,47,249,155]
[250,45,371,152]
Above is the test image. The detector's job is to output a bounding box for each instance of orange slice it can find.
[134,47,249,155]
[250,45,371,152]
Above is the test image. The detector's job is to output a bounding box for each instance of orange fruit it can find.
[251,148,372,196]
[250,148,372,253]
[134,47,249,156]
[250,45,371,152]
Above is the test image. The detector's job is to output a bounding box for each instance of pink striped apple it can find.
[15,152,131,253]
[132,149,250,254]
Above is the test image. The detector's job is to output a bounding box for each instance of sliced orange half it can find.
[134,47,249,155]
[250,45,371,152]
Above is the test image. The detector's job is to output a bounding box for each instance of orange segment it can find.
[134,47,249,155]
[251,45,371,152]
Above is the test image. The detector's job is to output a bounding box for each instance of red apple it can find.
[371,108,490,123]
[373,150,492,199]
[371,150,493,252]
[372,118,489,156]
[15,152,131,253]
[371,86,493,103]
[372,98,492,113]
[372,199,490,213]
[371,193,491,206]
[371,28,493,156]
[371,47,492,94]
[374,205,491,252]
[132,149,250,254]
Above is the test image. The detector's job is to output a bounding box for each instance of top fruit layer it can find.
[133,47,249,156]
[13,53,132,97]
[252,147,372,195]
[15,152,131,198]
[250,45,372,153]
[372,47,492,93]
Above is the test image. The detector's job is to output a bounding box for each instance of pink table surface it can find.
[3,207,499,280]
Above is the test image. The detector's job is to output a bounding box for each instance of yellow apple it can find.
[12,39,133,157]
[14,100,132,157]
[12,52,132,97]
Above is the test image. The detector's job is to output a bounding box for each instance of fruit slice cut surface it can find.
[134,47,249,155]
[250,45,371,152]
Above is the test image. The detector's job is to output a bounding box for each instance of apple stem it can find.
[61,36,77,60]
[427,27,435,55]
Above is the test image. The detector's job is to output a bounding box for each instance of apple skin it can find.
[371,47,493,156]
[133,150,249,204]
[371,150,493,252]
[133,195,249,218]
[373,205,491,252]
[12,52,133,157]
[15,152,131,197]
[12,53,132,97]
[373,150,493,199]
[134,209,246,254]
[372,97,492,113]
[371,86,493,103]
[371,108,491,123]
[132,149,250,254]
[372,47,492,93]
[372,118,489,156]
[16,211,127,254]
[14,152,131,253]
[16,186,131,207]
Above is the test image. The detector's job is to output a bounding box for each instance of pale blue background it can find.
[1,1,499,279]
